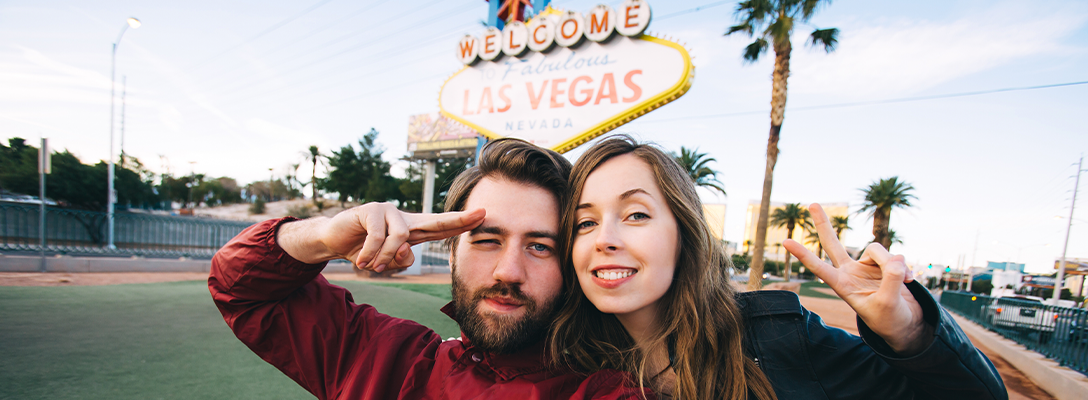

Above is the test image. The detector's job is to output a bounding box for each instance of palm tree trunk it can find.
[746,39,791,291]
[873,207,890,249]
[312,160,319,206]
[783,226,794,283]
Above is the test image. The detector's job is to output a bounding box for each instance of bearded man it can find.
[209,139,645,399]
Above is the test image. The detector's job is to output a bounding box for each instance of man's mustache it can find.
[471,283,535,311]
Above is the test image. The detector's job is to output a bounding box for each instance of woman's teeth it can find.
[594,270,634,280]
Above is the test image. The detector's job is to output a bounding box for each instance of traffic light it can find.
[945,266,951,272]
[928,264,933,269]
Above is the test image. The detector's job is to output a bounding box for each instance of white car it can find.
[984,295,1056,334]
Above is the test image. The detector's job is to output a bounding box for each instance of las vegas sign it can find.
[438,0,693,153]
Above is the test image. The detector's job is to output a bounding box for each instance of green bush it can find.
[248,197,266,215]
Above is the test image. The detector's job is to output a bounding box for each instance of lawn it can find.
[799,281,842,300]
[0,280,458,400]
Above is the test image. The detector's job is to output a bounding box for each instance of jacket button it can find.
[470,353,483,362]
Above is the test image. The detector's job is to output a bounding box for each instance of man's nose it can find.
[492,245,528,284]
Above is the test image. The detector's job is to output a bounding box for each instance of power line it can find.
[303,72,450,111]
[205,0,470,98]
[636,80,1088,124]
[186,0,338,71]
[655,0,731,20]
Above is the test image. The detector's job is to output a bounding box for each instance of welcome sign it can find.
[438,0,693,153]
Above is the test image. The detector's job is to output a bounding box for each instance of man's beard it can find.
[451,270,557,354]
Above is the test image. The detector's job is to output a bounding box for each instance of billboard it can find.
[406,112,480,159]
[439,1,693,154]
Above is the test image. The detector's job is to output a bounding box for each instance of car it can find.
[983,295,1057,335]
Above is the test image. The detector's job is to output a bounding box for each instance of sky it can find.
[2,0,1086,274]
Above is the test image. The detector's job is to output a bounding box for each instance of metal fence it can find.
[0,202,253,259]
[941,290,1088,376]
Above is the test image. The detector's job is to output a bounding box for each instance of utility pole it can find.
[1054,155,1083,303]
[120,76,127,167]
[39,138,51,272]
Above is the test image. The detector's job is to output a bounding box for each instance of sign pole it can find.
[1054,155,1083,303]
[422,160,436,214]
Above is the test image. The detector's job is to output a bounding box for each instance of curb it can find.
[950,313,1088,400]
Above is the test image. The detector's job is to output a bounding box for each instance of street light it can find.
[107,16,141,249]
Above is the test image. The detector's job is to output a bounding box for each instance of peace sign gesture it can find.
[783,203,934,356]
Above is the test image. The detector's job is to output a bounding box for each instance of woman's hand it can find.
[278,203,485,272]
[783,203,933,356]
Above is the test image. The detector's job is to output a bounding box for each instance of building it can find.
[741,201,849,262]
[987,261,1025,273]
[702,203,726,241]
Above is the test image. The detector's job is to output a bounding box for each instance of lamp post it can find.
[107,17,141,249]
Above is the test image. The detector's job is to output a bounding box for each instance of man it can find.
[209,139,646,399]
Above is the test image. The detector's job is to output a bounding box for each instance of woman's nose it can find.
[594,220,622,252]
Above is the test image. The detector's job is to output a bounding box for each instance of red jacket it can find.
[209,218,649,400]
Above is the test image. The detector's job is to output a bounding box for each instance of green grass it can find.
[799,281,842,300]
[0,280,459,400]
[366,283,452,301]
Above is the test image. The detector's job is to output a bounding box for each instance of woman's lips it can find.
[590,267,637,289]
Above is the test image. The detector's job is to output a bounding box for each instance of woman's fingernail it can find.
[376,264,386,273]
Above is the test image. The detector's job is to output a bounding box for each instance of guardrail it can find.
[941,290,1088,376]
[0,202,253,259]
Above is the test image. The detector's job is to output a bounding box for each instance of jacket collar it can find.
[441,301,553,380]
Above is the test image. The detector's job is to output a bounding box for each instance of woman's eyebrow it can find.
[619,188,650,200]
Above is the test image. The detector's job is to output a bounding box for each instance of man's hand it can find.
[277,203,485,272]
[783,203,933,356]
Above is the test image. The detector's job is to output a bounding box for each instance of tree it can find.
[769,203,814,282]
[672,147,727,197]
[322,128,390,205]
[858,176,916,249]
[304,146,324,206]
[804,230,823,260]
[885,228,904,249]
[727,0,839,290]
[831,215,851,240]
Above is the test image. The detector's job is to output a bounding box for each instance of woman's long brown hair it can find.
[548,135,777,400]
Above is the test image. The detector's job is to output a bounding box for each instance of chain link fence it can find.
[941,290,1088,376]
[0,202,253,259]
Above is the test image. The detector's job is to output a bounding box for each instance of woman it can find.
[548,136,1005,399]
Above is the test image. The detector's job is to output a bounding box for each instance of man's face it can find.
[450,177,563,354]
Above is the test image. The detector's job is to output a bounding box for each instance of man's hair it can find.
[443,138,572,253]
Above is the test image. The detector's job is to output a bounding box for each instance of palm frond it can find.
[800,0,825,21]
[743,38,769,62]
[809,28,839,52]
[725,23,754,37]
[766,15,794,42]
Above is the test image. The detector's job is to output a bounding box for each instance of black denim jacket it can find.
[738,281,1008,400]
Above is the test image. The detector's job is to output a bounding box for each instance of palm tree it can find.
[885,229,904,248]
[769,203,814,282]
[305,146,324,206]
[804,230,823,260]
[858,176,916,249]
[832,215,851,240]
[727,0,839,290]
[673,147,727,197]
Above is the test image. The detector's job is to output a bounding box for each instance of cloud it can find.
[790,2,1088,98]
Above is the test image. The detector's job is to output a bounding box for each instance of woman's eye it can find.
[576,220,597,230]
[529,243,551,252]
[628,212,650,221]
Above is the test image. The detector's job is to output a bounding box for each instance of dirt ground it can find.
[0,272,1052,399]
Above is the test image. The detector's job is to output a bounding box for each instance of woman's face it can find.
[573,153,679,319]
